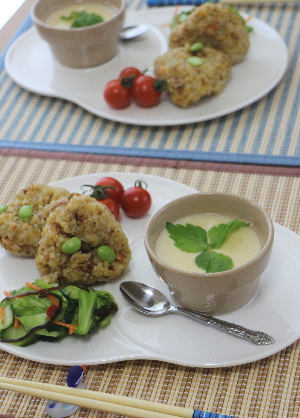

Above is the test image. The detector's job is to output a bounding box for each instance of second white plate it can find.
[5,7,288,126]
[0,173,300,367]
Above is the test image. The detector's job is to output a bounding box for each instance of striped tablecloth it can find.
[0,148,299,417]
[0,0,299,166]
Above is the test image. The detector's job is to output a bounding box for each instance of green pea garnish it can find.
[96,245,116,263]
[0,205,8,214]
[62,237,82,255]
[18,205,33,222]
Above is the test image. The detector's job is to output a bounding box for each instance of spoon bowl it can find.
[119,25,148,40]
[120,281,274,345]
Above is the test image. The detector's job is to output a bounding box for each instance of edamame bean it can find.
[18,205,33,221]
[189,42,203,52]
[178,12,189,23]
[187,57,203,67]
[62,237,82,255]
[0,205,8,214]
[96,245,116,263]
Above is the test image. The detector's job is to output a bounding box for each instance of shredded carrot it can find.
[25,282,59,306]
[244,15,253,23]
[25,282,41,291]
[161,5,180,28]
[3,291,12,297]
[0,306,5,322]
[45,294,60,306]
[53,321,77,335]
[13,316,20,329]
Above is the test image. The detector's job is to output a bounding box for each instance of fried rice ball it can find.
[0,184,70,257]
[35,194,131,285]
[154,46,231,108]
[169,3,250,65]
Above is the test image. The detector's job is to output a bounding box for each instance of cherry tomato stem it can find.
[81,184,120,220]
[81,184,108,200]
[119,67,143,90]
[95,177,124,203]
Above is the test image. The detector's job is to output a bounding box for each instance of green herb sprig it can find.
[166,218,249,273]
[61,11,104,28]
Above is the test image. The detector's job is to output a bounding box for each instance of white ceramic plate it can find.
[1,173,300,368]
[5,7,288,126]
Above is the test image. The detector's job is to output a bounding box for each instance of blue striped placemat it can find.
[147,0,224,6]
[0,3,299,167]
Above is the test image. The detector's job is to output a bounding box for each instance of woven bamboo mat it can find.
[1,1,299,166]
[0,152,300,417]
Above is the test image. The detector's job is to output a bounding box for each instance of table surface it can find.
[0,0,34,53]
[0,1,300,417]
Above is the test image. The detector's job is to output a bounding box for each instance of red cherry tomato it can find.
[119,67,142,80]
[103,79,131,109]
[121,181,151,218]
[95,177,124,203]
[132,75,164,108]
[99,198,120,220]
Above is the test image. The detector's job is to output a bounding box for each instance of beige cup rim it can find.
[144,192,274,280]
[31,0,126,32]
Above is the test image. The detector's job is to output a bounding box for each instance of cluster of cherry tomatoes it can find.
[103,67,166,109]
[82,176,152,221]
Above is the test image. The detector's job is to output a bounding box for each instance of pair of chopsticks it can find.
[0,376,236,418]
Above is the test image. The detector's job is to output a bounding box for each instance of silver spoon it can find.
[120,281,274,345]
[119,25,148,41]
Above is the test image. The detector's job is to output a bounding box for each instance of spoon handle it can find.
[175,307,274,345]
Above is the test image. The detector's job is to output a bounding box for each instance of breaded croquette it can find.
[169,3,250,65]
[154,46,231,108]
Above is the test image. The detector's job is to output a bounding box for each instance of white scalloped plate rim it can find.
[5,7,288,126]
[0,173,300,367]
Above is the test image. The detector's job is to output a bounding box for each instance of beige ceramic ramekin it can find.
[145,192,274,315]
[31,0,125,68]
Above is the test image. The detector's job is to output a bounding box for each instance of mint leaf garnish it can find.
[208,218,249,249]
[195,251,233,273]
[166,222,208,253]
[166,218,250,273]
[61,11,104,28]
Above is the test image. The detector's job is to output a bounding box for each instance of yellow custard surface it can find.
[46,3,115,28]
[155,213,262,273]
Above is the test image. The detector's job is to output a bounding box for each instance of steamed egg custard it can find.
[46,3,116,28]
[155,213,261,273]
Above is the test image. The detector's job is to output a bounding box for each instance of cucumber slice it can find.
[0,302,13,331]
[0,323,39,346]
